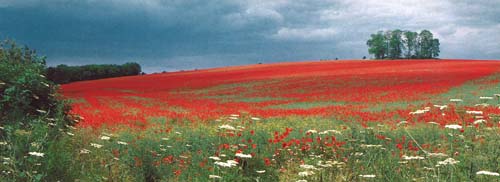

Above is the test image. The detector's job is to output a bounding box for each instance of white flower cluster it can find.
[436,158,460,167]
[218,124,236,130]
[235,153,252,158]
[476,170,500,176]
[214,160,238,168]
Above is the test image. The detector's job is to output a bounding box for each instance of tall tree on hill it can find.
[367,31,387,59]
[431,38,440,58]
[367,29,439,59]
[403,31,418,58]
[418,30,434,59]
[389,29,404,59]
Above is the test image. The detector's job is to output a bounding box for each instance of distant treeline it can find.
[47,62,141,84]
[367,29,440,59]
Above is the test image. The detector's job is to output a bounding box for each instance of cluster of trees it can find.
[367,29,440,59]
[47,62,141,84]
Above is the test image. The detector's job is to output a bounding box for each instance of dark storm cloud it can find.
[0,0,499,72]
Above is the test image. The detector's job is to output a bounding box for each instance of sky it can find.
[0,0,499,73]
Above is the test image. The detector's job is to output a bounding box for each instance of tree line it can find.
[47,62,142,84]
[367,29,440,59]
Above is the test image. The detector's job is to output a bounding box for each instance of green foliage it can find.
[367,31,387,59]
[367,29,440,59]
[47,62,142,84]
[0,39,76,181]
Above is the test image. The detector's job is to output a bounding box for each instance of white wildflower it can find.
[300,164,317,170]
[235,153,252,158]
[361,144,383,148]
[209,156,221,161]
[445,124,462,130]
[161,138,169,141]
[214,160,238,168]
[479,96,494,100]
[317,161,333,168]
[428,122,439,125]
[80,149,91,154]
[175,131,182,135]
[298,171,315,177]
[436,158,460,166]
[229,117,238,120]
[359,174,376,178]
[218,124,236,130]
[475,103,489,107]
[251,117,261,121]
[319,130,341,135]
[450,99,463,102]
[209,175,222,179]
[90,143,103,149]
[230,114,239,117]
[28,152,45,157]
[296,180,308,182]
[409,110,427,115]
[36,109,47,114]
[403,155,425,160]
[66,132,74,136]
[256,170,266,174]
[117,141,128,145]
[433,105,448,110]
[0,142,7,145]
[476,170,500,176]
[473,119,487,124]
[100,136,111,140]
[466,111,483,115]
[354,152,364,156]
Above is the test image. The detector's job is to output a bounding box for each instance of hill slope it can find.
[61,59,500,127]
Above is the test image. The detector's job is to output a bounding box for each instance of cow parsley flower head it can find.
[476,170,500,176]
[209,156,221,161]
[209,175,222,179]
[436,158,460,167]
[298,171,315,177]
[359,174,376,178]
[445,124,462,130]
[100,136,111,140]
[28,152,45,157]
[235,153,252,158]
[218,124,236,130]
[90,143,103,149]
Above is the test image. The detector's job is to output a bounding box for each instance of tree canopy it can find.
[47,62,142,84]
[367,29,440,59]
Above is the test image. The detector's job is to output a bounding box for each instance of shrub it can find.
[0,39,76,181]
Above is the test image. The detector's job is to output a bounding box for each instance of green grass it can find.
[21,115,498,182]
[266,101,346,109]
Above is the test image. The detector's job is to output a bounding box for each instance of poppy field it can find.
[58,60,500,181]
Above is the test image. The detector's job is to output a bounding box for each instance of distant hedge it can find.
[47,62,141,84]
